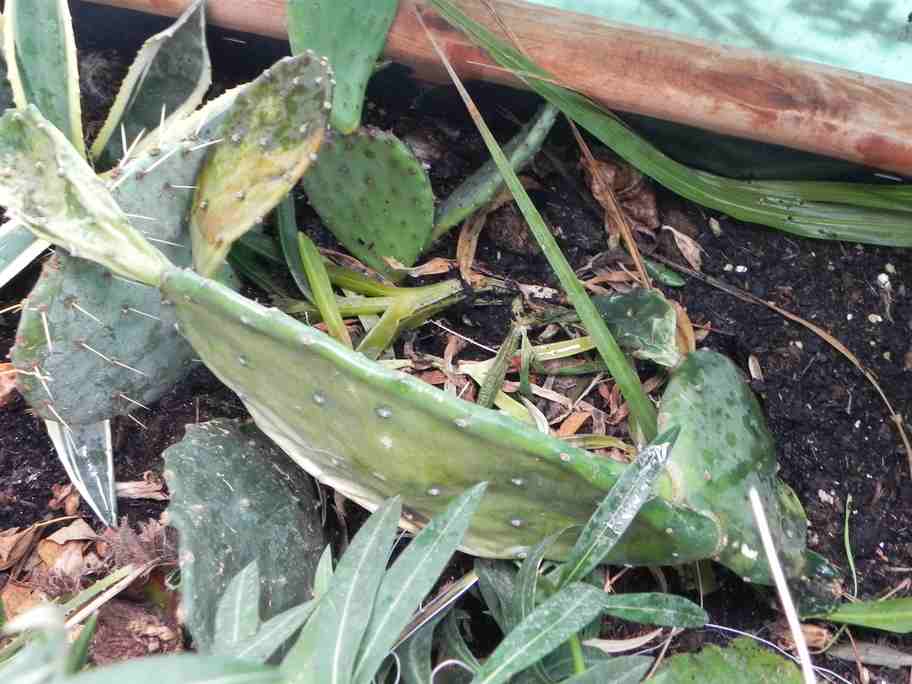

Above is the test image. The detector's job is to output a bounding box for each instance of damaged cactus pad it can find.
[162,268,841,605]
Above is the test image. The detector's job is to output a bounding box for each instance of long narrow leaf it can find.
[297,232,352,348]
[396,612,447,684]
[428,0,912,248]
[470,583,611,684]
[598,593,707,628]
[560,656,654,684]
[0,222,47,290]
[282,497,402,684]
[418,13,657,440]
[276,196,313,301]
[236,600,317,663]
[45,420,117,526]
[353,483,487,684]
[90,0,210,164]
[816,597,912,634]
[559,427,679,587]
[212,561,261,655]
[69,655,284,684]
[4,0,84,156]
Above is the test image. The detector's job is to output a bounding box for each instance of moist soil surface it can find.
[1,4,910,681]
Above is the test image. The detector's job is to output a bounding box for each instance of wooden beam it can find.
[82,0,912,175]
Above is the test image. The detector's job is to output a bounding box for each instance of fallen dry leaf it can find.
[556,411,590,437]
[1,580,48,620]
[0,525,38,571]
[383,256,455,278]
[116,471,168,501]
[49,483,82,516]
[662,224,703,271]
[47,518,97,545]
[37,537,88,578]
[0,362,18,407]
[671,301,697,355]
[581,157,660,235]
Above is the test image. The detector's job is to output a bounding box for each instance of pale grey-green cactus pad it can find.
[9,100,236,425]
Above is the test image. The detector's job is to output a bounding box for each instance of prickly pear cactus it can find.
[656,350,840,596]
[287,0,399,134]
[163,268,720,565]
[164,418,325,653]
[301,127,435,279]
[190,53,332,277]
[9,99,235,426]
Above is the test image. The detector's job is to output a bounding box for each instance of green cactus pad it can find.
[433,103,559,239]
[190,53,331,277]
[163,268,721,566]
[90,0,210,164]
[657,350,841,602]
[163,418,325,653]
[301,127,435,279]
[9,101,236,426]
[287,0,398,134]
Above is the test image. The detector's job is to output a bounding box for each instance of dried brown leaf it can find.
[0,525,38,571]
[662,224,703,271]
[556,411,590,437]
[47,519,97,544]
[1,580,47,620]
[49,483,82,516]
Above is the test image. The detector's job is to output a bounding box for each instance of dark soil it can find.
[1,3,909,681]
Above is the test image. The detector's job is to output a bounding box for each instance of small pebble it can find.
[723,263,733,272]
[885,263,896,274]
[735,264,748,273]
[868,313,883,323]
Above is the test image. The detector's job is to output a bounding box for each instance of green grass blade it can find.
[816,597,912,634]
[470,583,610,684]
[277,196,314,302]
[4,0,84,157]
[421,18,657,440]
[212,561,261,655]
[63,613,97,675]
[428,0,912,247]
[353,483,487,684]
[297,232,352,348]
[559,428,679,587]
[282,497,402,684]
